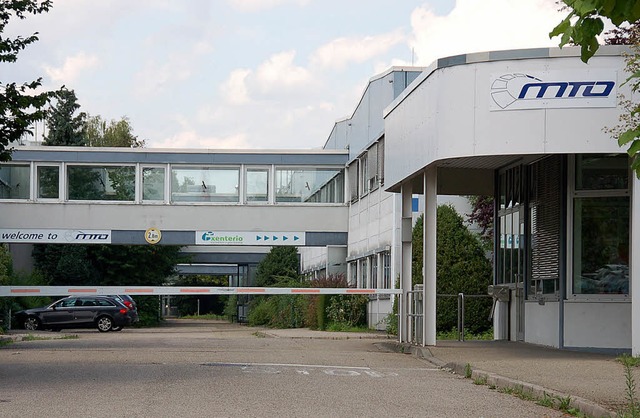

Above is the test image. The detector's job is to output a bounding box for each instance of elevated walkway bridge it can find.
[0,147,350,280]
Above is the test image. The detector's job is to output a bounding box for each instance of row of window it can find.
[0,163,345,205]
[496,153,629,298]
[348,251,392,290]
[348,138,385,202]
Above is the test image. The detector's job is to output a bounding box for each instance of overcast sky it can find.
[6,0,567,150]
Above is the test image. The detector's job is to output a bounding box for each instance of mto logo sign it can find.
[490,71,617,110]
[0,229,112,244]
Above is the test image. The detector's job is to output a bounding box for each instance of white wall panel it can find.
[384,48,628,190]
[524,301,559,348]
[564,301,631,349]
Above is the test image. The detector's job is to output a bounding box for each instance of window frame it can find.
[567,154,630,301]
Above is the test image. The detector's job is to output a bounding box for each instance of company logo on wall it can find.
[200,231,244,243]
[490,71,617,110]
[0,229,111,244]
[196,231,305,246]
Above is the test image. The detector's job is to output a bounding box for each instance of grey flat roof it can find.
[10,146,349,165]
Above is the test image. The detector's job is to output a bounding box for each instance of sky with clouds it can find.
[5,0,568,150]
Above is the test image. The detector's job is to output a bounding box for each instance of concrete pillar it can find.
[423,167,437,346]
[400,183,413,343]
[633,174,640,356]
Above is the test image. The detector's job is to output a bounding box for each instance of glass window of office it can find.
[360,258,368,288]
[371,255,380,288]
[0,164,30,199]
[142,167,165,201]
[67,166,135,201]
[37,165,59,199]
[382,252,391,289]
[572,154,629,295]
[496,165,524,286]
[171,167,240,203]
[246,168,268,202]
[275,167,344,203]
[348,261,358,287]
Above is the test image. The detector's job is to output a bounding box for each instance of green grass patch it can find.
[0,338,13,347]
[324,323,372,333]
[179,314,227,320]
[618,354,640,368]
[437,327,493,341]
[21,334,79,342]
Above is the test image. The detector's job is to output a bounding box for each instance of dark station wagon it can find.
[14,296,136,332]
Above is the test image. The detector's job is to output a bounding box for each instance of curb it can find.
[382,342,615,418]
[256,330,394,340]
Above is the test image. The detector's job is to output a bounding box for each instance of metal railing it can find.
[407,291,492,343]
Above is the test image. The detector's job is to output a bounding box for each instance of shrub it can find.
[413,205,493,334]
[326,294,368,327]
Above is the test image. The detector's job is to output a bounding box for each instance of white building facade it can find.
[384,45,637,353]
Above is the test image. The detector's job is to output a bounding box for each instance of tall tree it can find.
[0,0,56,161]
[43,88,86,146]
[255,246,300,287]
[551,1,640,177]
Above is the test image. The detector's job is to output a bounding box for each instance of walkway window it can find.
[0,164,29,199]
[275,167,344,203]
[142,167,165,201]
[371,255,378,288]
[572,154,629,296]
[37,165,59,199]
[67,166,135,201]
[171,167,240,203]
[246,168,268,203]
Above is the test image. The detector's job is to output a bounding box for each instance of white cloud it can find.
[43,52,99,83]
[221,51,313,102]
[220,68,252,105]
[254,50,312,93]
[133,54,193,99]
[409,0,565,67]
[310,31,405,71]
[152,130,250,149]
[228,0,309,12]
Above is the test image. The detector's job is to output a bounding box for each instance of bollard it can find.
[457,293,465,341]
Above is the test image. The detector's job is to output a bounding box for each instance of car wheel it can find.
[23,316,40,331]
[96,316,113,332]
[111,326,123,332]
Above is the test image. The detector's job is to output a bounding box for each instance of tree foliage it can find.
[552,1,640,177]
[413,205,493,334]
[32,244,183,287]
[551,0,640,62]
[84,115,145,148]
[466,195,494,251]
[255,246,301,287]
[43,88,86,146]
[0,244,11,286]
[0,0,57,161]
